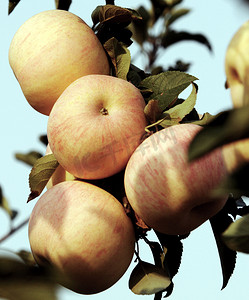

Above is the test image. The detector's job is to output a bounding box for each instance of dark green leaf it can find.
[139,71,198,111]
[94,5,141,26]
[15,151,43,167]
[104,37,131,79]
[162,30,212,52]
[129,260,171,295]
[28,154,59,202]
[127,64,148,87]
[188,106,249,161]
[39,134,48,146]
[155,232,183,280]
[210,202,237,289]
[54,0,72,10]
[222,213,249,254]
[8,0,21,14]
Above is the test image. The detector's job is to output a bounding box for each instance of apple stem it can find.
[100,107,109,115]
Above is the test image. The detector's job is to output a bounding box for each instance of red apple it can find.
[28,180,135,294]
[124,123,241,235]
[47,74,147,180]
[9,10,110,115]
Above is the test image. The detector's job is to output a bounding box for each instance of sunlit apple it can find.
[28,180,135,294]
[9,9,110,115]
[47,74,147,180]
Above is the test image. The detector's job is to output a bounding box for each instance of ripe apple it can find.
[47,74,147,180]
[45,144,75,189]
[28,180,135,294]
[225,20,249,107]
[124,123,249,235]
[9,9,110,115]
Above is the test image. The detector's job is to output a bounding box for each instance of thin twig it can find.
[106,0,115,4]
[0,216,29,244]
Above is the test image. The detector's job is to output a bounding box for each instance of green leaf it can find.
[222,213,249,254]
[162,30,212,52]
[188,106,249,161]
[212,163,249,198]
[28,154,59,202]
[139,71,198,111]
[159,82,197,127]
[104,37,131,80]
[192,112,217,126]
[166,8,190,27]
[129,260,171,295]
[0,256,58,300]
[15,151,43,167]
[8,0,21,14]
[54,0,72,10]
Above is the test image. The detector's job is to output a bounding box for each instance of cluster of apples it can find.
[9,8,249,295]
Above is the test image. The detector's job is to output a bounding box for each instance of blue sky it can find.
[1,0,249,299]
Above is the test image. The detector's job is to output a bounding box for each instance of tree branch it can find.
[0,217,29,244]
[106,0,115,4]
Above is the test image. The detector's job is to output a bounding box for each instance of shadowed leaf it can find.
[8,0,21,14]
[129,260,171,295]
[162,30,212,51]
[104,37,131,79]
[155,232,183,280]
[210,200,237,289]
[188,106,249,161]
[92,5,141,27]
[212,163,249,198]
[0,256,58,300]
[222,213,249,254]
[15,151,43,167]
[28,154,59,202]
[129,6,150,46]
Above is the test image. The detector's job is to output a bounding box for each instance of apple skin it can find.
[9,10,110,115]
[28,180,135,294]
[225,20,249,107]
[47,74,147,180]
[45,144,75,189]
[124,124,237,235]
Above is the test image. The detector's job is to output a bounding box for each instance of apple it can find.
[9,9,110,115]
[47,74,147,180]
[124,123,249,235]
[225,20,249,107]
[28,180,135,294]
[45,144,75,189]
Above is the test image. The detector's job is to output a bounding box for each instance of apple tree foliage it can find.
[1,0,249,299]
